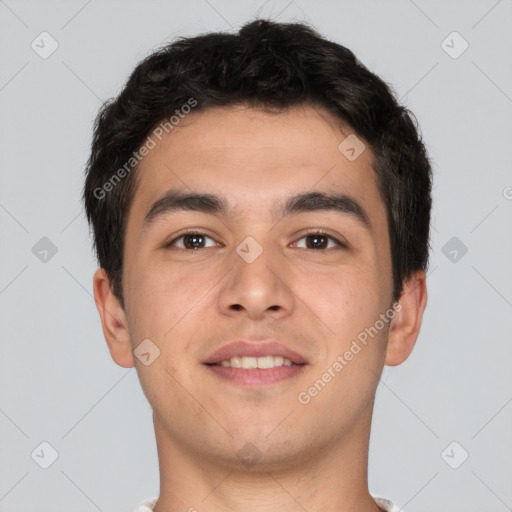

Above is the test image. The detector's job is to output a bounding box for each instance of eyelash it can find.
[165,228,346,250]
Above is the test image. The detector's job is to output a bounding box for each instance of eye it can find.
[166,231,218,250]
[293,231,345,250]
[165,229,346,251]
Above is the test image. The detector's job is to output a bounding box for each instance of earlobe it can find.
[385,270,428,366]
[92,268,135,368]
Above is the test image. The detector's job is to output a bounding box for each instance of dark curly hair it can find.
[82,18,432,310]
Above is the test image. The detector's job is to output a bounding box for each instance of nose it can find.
[216,237,296,321]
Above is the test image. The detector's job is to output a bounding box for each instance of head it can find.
[83,19,431,471]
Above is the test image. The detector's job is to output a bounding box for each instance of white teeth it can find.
[218,356,296,369]
[257,356,273,369]
[241,356,258,369]
[231,356,242,368]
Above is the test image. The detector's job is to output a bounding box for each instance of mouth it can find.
[202,341,308,387]
[206,355,300,369]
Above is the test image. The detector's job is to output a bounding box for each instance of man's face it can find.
[120,104,394,469]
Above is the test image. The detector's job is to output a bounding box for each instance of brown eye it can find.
[167,232,217,250]
[294,232,345,250]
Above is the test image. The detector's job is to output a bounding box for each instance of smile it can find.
[204,358,306,386]
[212,355,295,369]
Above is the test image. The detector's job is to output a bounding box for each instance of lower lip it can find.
[204,364,306,386]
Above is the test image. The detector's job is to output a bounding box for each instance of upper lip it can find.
[202,340,307,365]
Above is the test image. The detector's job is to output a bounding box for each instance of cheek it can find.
[302,264,390,362]
[126,263,218,367]
[304,262,379,318]
[127,263,192,333]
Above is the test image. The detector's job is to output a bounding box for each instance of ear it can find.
[385,269,428,366]
[93,268,135,368]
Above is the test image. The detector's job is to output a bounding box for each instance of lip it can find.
[205,365,306,387]
[202,340,307,365]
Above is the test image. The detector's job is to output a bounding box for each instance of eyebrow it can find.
[142,189,371,231]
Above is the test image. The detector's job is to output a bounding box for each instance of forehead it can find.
[127,104,383,230]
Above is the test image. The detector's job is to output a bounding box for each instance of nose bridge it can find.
[233,231,282,289]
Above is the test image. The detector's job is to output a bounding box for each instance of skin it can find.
[93,104,427,512]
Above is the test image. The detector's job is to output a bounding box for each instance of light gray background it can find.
[1,1,511,511]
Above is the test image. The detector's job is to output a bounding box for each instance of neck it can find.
[152,406,383,512]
